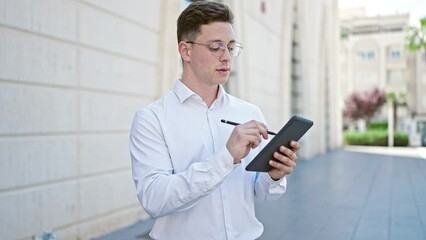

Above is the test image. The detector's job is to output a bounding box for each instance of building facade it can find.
[0,0,339,239]
[340,8,426,146]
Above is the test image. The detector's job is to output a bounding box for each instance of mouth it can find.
[216,67,230,73]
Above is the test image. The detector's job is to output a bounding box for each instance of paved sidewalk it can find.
[257,147,426,240]
[95,147,426,240]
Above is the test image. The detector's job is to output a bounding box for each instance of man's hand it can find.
[226,120,269,164]
[268,141,300,180]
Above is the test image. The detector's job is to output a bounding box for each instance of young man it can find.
[130,2,300,239]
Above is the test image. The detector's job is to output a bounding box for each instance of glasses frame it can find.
[186,41,243,58]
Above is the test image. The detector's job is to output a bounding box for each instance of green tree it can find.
[404,16,425,120]
[387,91,407,130]
[405,17,426,53]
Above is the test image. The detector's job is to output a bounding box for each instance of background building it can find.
[0,0,339,239]
[339,8,426,146]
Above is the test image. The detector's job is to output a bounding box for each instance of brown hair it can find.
[177,1,234,43]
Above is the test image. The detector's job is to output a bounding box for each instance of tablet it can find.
[245,115,313,172]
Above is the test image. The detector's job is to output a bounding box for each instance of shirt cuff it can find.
[222,147,242,170]
[260,172,287,188]
[209,148,234,175]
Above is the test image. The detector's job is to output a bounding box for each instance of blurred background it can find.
[0,0,425,239]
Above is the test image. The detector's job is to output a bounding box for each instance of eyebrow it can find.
[208,39,237,44]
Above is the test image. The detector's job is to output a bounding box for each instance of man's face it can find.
[186,22,236,86]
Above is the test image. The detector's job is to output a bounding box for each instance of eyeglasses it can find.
[186,41,243,58]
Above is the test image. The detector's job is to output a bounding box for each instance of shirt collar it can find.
[173,79,195,103]
[216,84,226,106]
[173,79,227,105]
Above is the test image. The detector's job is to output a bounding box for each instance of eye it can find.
[209,43,221,52]
[227,45,235,51]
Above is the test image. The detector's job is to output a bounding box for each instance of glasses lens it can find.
[207,42,221,57]
[208,42,243,57]
[231,43,243,57]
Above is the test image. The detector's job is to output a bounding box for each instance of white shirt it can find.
[130,80,286,240]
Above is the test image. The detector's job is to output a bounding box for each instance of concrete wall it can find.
[232,0,289,130]
[226,0,340,159]
[297,0,340,157]
[414,50,426,115]
[0,1,171,239]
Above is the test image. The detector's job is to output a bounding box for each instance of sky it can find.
[338,0,426,25]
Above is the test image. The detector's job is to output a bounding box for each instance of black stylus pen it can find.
[220,119,277,135]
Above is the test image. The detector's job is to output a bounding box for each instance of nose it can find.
[220,47,232,61]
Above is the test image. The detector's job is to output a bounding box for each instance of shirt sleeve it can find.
[130,109,234,218]
[254,172,287,201]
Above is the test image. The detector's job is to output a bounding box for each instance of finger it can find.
[278,146,298,162]
[234,126,262,142]
[244,120,269,139]
[247,135,261,148]
[290,141,300,152]
[256,122,269,139]
[269,160,293,175]
[237,127,268,146]
[274,152,297,168]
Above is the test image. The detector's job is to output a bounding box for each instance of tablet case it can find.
[245,115,313,172]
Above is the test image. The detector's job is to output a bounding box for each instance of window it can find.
[357,50,375,60]
[387,46,403,61]
[389,50,400,59]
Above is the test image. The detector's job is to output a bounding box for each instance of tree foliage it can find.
[405,17,426,52]
[343,88,387,122]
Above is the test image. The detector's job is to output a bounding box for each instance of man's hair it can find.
[177,1,234,43]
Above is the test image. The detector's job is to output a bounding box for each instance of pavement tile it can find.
[95,148,426,240]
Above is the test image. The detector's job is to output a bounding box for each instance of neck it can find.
[201,86,219,108]
[181,78,219,108]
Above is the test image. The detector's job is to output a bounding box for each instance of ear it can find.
[178,41,191,62]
